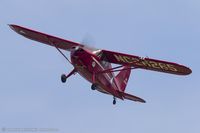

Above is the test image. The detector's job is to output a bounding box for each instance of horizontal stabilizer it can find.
[121,92,146,103]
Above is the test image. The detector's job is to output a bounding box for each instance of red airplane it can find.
[9,24,192,105]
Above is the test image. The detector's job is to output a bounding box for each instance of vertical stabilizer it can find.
[115,66,131,92]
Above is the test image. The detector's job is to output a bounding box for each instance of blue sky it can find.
[0,0,199,132]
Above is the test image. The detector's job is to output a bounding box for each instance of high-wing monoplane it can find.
[9,25,192,104]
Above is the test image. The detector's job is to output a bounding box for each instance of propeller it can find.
[69,34,99,56]
[81,33,97,51]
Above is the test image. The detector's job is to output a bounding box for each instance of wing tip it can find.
[179,66,192,76]
[8,24,19,32]
[8,24,15,30]
[186,67,192,75]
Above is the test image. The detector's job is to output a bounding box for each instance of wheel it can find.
[91,84,96,90]
[113,97,116,105]
[61,74,67,83]
[113,99,116,105]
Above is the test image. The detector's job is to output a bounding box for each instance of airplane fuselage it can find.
[70,48,123,100]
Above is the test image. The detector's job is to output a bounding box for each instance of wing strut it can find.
[97,65,138,74]
[46,37,72,65]
[55,46,72,65]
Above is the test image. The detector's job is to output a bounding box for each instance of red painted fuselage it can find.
[70,48,123,100]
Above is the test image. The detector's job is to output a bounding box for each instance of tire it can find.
[61,74,67,83]
[91,84,96,90]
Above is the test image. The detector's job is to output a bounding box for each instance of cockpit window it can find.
[78,48,84,52]
[101,60,109,68]
[92,50,102,57]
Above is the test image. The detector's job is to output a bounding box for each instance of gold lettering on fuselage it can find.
[113,54,178,72]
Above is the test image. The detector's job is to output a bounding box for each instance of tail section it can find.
[120,92,146,103]
[115,66,131,92]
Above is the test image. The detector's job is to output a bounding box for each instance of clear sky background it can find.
[0,0,199,133]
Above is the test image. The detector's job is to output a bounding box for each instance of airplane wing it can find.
[99,50,192,75]
[9,24,83,51]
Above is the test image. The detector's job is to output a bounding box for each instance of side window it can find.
[101,60,109,68]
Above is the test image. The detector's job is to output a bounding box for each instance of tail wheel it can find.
[61,74,67,83]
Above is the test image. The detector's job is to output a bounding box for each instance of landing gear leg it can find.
[61,68,76,83]
[113,97,116,105]
[92,72,96,83]
[91,71,97,90]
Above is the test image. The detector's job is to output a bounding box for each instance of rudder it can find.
[115,66,131,92]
